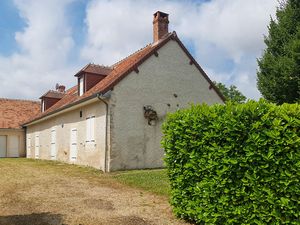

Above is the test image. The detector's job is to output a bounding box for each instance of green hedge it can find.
[162,100,300,224]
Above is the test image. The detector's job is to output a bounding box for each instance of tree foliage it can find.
[214,81,247,103]
[257,0,300,104]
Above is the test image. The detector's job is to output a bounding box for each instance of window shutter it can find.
[90,116,95,142]
[51,128,56,144]
[86,117,90,142]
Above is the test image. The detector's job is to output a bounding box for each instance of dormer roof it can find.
[74,63,112,77]
[39,90,65,99]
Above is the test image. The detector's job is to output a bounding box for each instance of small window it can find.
[79,77,84,96]
[86,116,95,142]
[41,100,45,112]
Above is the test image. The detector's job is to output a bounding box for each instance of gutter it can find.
[0,128,25,131]
[96,92,110,173]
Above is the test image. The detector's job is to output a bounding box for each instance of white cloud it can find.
[0,0,76,99]
[0,0,278,100]
[81,0,169,65]
[173,0,277,99]
[183,0,277,62]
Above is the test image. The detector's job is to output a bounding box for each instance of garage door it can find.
[7,135,19,157]
[0,136,7,157]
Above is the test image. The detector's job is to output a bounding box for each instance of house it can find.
[0,98,40,158]
[23,11,225,171]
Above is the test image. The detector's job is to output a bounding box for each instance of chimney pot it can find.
[153,11,169,43]
[57,85,66,93]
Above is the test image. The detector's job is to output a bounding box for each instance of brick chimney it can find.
[57,85,66,93]
[153,11,169,43]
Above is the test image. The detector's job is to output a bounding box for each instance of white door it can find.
[50,129,56,160]
[35,134,39,158]
[0,136,7,157]
[70,129,77,162]
[7,136,19,157]
[27,135,31,158]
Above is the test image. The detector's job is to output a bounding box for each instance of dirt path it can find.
[0,159,189,225]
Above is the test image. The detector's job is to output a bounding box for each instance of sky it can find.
[0,0,278,100]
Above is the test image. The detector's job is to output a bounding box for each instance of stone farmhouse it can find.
[2,11,224,171]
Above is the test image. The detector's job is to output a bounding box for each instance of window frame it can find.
[86,115,95,143]
[79,77,84,96]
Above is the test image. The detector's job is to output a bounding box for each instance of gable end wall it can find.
[108,40,223,171]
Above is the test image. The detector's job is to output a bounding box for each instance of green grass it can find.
[0,159,180,224]
[111,169,170,196]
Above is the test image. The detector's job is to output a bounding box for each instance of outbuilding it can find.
[0,98,40,158]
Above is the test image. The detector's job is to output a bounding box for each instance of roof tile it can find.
[0,98,40,129]
[75,63,112,77]
[40,90,65,99]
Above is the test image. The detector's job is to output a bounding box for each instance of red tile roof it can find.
[24,32,224,125]
[0,98,41,129]
[40,90,65,99]
[75,63,112,77]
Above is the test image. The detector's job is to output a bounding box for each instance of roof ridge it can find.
[111,32,173,69]
[111,43,152,68]
[0,98,40,103]
[89,63,112,69]
[47,89,67,94]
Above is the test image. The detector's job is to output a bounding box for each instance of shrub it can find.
[162,100,300,224]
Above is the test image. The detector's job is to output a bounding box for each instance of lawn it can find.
[0,158,183,225]
[112,169,170,196]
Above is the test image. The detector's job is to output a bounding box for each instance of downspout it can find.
[97,92,109,172]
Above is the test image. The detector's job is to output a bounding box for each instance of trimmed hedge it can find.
[162,100,300,224]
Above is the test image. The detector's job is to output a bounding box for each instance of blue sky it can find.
[0,0,277,100]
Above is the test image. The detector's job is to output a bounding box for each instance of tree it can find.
[257,0,300,104]
[214,81,247,103]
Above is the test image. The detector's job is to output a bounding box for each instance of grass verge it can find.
[111,169,170,196]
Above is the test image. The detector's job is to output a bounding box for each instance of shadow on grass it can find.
[0,212,64,225]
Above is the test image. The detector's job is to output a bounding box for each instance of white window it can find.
[42,100,45,112]
[50,128,56,160]
[86,116,95,142]
[79,77,84,96]
[70,128,77,161]
[35,133,39,159]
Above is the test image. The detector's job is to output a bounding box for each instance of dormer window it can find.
[75,63,112,96]
[79,77,84,96]
[39,85,66,112]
